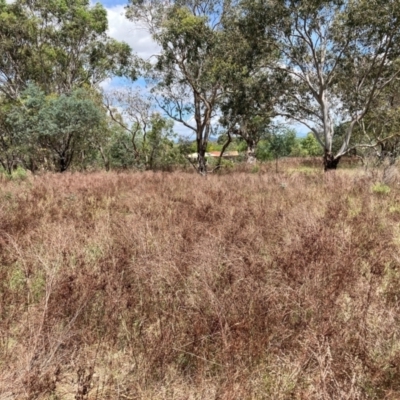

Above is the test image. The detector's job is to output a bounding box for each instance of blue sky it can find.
[98,0,124,7]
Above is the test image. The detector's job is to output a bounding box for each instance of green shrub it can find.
[10,166,28,181]
[372,182,391,195]
[0,166,29,181]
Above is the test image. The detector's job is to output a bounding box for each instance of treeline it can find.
[2,0,400,174]
[0,83,187,174]
[201,129,322,161]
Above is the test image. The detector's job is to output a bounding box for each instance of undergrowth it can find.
[0,168,399,399]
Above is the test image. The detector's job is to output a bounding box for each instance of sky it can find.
[97,1,159,88]
[97,0,308,137]
[96,0,201,137]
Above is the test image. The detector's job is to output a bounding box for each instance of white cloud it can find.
[105,5,160,62]
[100,5,161,90]
[99,78,113,91]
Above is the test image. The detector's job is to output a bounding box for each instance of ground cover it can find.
[0,165,399,399]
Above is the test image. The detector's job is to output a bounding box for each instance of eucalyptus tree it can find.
[104,89,175,169]
[126,0,236,174]
[220,77,275,163]
[240,0,400,170]
[0,0,134,171]
[104,89,153,165]
[0,0,134,99]
[210,2,283,164]
[349,71,400,162]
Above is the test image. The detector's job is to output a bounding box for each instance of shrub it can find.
[372,182,391,195]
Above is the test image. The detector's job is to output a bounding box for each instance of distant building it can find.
[208,151,239,159]
[187,152,213,160]
[187,151,239,160]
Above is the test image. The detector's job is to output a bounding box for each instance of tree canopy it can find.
[1,0,400,173]
[0,0,135,99]
[237,0,400,169]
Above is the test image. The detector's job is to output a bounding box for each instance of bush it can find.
[1,166,29,181]
[372,182,391,195]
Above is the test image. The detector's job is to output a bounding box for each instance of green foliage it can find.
[269,129,296,158]
[238,0,400,167]
[8,85,105,172]
[8,166,28,181]
[158,8,212,66]
[255,140,273,161]
[289,141,308,157]
[109,112,178,171]
[300,133,323,157]
[0,0,135,173]
[143,113,177,170]
[8,265,25,292]
[177,138,197,157]
[288,133,324,157]
[0,0,135,98]
[109,130,137,169]
[256,128,297,161]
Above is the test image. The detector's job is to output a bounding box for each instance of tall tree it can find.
[220,77,275,163]
[240,0,400,170]
[0,0,134,99]
[348,70,400,162]
[126,0,235,175]
[217,5,280,163]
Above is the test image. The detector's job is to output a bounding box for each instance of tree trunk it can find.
[80,150,86,171]
[57,153,69,173]
[198,151,207,176]
[27,156,38,173]
[324,150,341,171]
[196,126,208,175]
[98,146,110,171]
[246,140,256,164]
[1,159,12,175]
[217,132,232,168]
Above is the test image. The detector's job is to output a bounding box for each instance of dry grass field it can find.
[1,163,400,399]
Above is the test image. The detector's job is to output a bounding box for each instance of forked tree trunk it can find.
[58,156,68,173]
[324,150,341,171]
